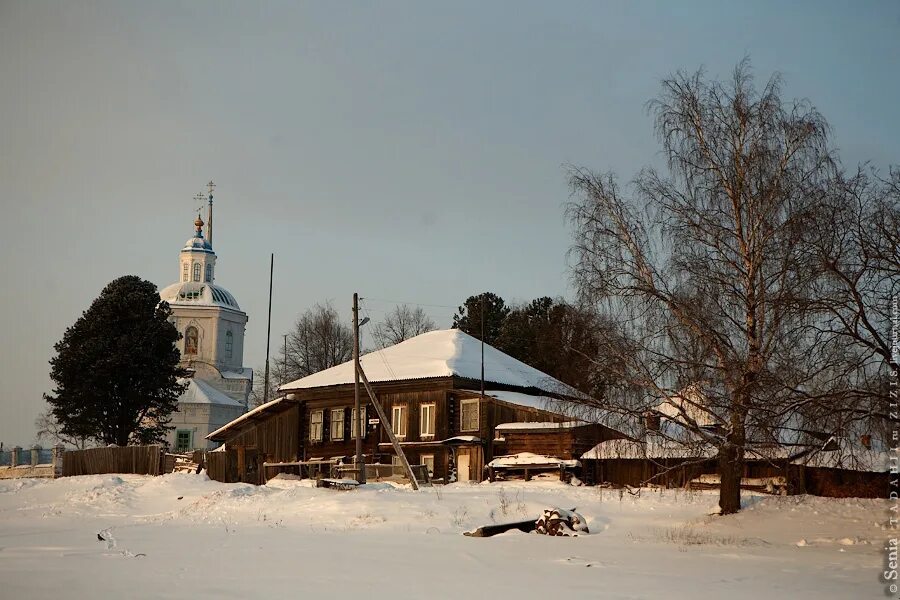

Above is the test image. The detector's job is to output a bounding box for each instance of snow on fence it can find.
[62,445,163,477]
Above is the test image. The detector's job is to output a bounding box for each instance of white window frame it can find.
[391,405,407,439]
[309,410,323,442]
[351,406,366,440]
[193,262,201,282]
[420,403,436,438]
[182,262,189,282]
[330,408,345,441]
[460,398,479,432]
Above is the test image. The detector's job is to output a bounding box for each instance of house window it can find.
[420,454,435,478]
[420,403,435,438]
[460,399,479,431]
[184,326,199,355]
[391,405,407,438]
[175,430,192,453]
[193,262,201,282]
[309,410,323,442]
[225,331,233,358]
[182,262,189,282]
[205,264,213,282]
[330,408,345,441]
[351,406,366,439]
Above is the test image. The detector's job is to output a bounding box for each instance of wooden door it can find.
[457,452,470,482]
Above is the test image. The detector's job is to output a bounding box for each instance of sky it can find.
[1,1,898,446]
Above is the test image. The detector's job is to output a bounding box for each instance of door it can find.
[457,452,470,482]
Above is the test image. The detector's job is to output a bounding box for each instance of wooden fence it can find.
[62,445,162,477]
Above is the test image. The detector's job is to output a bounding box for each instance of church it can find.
[158,185,252,451]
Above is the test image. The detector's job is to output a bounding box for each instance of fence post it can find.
[30,445,39,466]
[52,444,65,478]
[11,447,20,468]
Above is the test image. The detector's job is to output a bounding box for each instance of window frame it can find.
[182,262,189,282]
[460,398,479,432]
[225,331,233,358]
[309,410,324,442]
[420,403,436,438]
[193,262,201,282]
[330,408,345,441]
[175,430,192,453]
[351,406,366,440]
[391,404,407,439]
[205,264,213,282]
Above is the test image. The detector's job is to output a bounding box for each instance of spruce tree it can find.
[44,276,187,446]
[451,292,510,346]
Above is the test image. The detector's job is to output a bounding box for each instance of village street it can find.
[0,473,883,599]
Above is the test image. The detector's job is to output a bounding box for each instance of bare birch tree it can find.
[372,304,436,348]
[567,61,837,514]
[280,301,353,383]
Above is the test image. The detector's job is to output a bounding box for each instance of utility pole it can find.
[262,253,274,405]
[353,293,366,484]
[480,294,485,400]
[282,333,288,387]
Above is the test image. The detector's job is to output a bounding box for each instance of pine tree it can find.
[44,276,187,446]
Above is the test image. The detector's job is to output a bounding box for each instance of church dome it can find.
[160,281,241,309]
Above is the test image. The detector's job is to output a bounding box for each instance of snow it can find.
[488,452,581,468]
[280,329,579,397]
[0,474,886,599]
[177,378,245,407]
[495,421,586,431]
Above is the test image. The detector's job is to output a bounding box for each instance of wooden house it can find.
[206,329,625,484]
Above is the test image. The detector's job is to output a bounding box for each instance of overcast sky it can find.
[1,1,898,446]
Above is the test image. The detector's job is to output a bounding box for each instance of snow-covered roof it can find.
[581,437,715,460]
[280,329,579,396]
[488,452,580,468]
[178,378,244,407]
[160,281,242,310]
[495,421,587,431]
[221,368,253,380]
[206,396,291,440]
[793,442,890,472]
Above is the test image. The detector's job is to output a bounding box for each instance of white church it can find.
[159,185,252,451]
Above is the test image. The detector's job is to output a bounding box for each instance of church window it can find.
[185,326,199,355]
[175,430,192,453]
[225,331,233,358]
[205,264,213,282]
[193,263,201,282]
[182,262,189,282]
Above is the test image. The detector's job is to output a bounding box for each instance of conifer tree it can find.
[44,276,187,446]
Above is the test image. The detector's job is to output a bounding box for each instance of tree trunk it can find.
[717,444,742,515]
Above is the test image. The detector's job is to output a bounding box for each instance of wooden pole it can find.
[262,253,274,406]
[480,295,485,399]
[353,293,366,484]
[356,364,419,490]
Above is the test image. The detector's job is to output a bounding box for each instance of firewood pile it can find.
[534,508,589,536]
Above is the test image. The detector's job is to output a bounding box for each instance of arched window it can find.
[182,262,189,282]
[184,326,199,355]
[225,331,233,358]
[192,263,201,282]
[205,264,212,282]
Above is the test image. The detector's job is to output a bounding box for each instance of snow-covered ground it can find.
[0,473,886,599]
